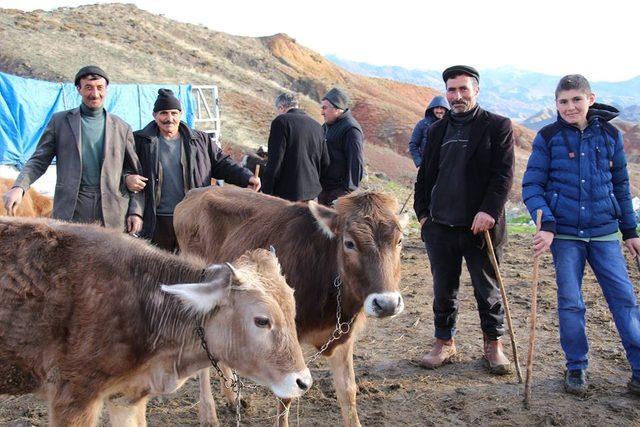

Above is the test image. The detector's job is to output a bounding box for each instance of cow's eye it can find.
[397,238,403,246]
[254,316,271,328]
[344,239,356,250]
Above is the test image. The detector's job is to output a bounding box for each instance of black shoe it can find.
[628,376,640,396]
[564,369,588,397]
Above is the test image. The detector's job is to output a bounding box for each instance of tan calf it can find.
[0,217,310,426]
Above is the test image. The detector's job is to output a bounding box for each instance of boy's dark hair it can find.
[555,74,591,99]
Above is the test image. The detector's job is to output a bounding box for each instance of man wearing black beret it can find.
[125,89,260,251]
[3,65,144,233]
[414,65,515,374]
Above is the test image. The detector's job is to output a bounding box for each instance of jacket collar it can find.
[285,108,306,116]
[137,120,196,141]
[432,106,491,163]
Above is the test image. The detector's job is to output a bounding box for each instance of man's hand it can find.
[3,187,24,216]
[125,174,148,193]
[624,237,640,258]
[127,215,143,235]
[247,176,261,192]
[533,230,554,257]
[470,211,496,235]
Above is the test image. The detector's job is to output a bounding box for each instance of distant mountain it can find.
[619,105,640,122]
[326,56,640,122]
[521,108,556,132]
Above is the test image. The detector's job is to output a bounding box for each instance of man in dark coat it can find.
[3,65,143,233]
[318,87,364,206]
[261,92,329,201]
[414,65,515,374]
[125,89,260,251]
[409,95,449,167]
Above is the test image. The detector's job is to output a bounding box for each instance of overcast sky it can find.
[4,0,638,82]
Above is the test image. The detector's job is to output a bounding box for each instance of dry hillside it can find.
[0,3,638,197]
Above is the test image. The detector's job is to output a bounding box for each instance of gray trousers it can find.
[72,186,104,226]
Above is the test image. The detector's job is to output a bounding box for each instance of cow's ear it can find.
[161,264,232,313]
[308,200,338,238]
[398,213,410,230]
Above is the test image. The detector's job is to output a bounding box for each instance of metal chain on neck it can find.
[195,326,237,389]
[197,274,355,424]
[307,276,356,363]
[195,326,242,426]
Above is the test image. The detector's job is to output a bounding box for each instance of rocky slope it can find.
[1,3,637,197]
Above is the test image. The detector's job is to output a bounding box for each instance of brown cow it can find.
[174,185,408,426]
[0,217,311,427]
[0,177,52,217]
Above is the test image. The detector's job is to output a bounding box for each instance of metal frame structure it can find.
[191,85,221,145]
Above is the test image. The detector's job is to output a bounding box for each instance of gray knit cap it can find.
[322,87,350,110]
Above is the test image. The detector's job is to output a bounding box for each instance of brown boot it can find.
[419,338,457,369]
[483,336,511,375]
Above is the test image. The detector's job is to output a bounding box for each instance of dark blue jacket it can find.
[409,96,449,167]
[522,104,638,239]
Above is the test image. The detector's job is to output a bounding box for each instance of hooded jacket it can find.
[522,103,637,239]
[409,96,449,167]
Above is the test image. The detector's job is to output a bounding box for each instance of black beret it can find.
[74,65,109,86]
[442,65,480,83]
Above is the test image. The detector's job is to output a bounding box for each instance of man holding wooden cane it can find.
[414,65,515,374]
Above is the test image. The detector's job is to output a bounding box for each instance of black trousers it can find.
[422,221,505,340]
[153,215,179,253]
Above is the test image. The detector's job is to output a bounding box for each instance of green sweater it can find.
[80,103,105,188]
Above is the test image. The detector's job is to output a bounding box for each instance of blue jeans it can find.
[551,239,640,378]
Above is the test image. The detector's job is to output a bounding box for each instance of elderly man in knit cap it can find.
[318,87,364,206]
[3,65,144,233]
[414,65,515,374]
[125,88,260,252]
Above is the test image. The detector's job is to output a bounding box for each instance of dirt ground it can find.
[2,231,640,426]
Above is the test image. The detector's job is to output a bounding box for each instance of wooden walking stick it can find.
[398,192,412,214]
[484,229,523,383]
[524,209,543,409]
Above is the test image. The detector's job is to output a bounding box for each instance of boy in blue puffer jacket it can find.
[522,74,640,397]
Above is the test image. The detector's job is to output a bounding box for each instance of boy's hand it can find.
[533,230,554,257]
[624,237,640,258]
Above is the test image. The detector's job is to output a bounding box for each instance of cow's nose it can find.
[296,377,310,391]
[373,297,397,315]
[365,292,404,318]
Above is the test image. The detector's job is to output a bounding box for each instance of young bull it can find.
[0,217,310,427]
[174,186,408,427]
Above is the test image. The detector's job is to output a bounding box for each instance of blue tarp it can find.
[0,71,195,167]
